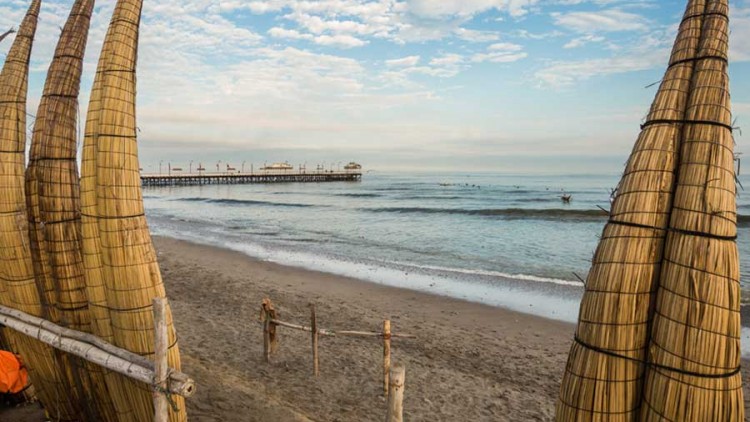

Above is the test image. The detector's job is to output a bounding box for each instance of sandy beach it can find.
[159,236,574,421]
[3,235,750,421]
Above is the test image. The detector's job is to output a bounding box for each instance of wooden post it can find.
[311,304,319,376]
[383,320,391,395]
[153,298,169,422]
[385,364,405,422]
[261,299,278,363]
[263,306,271,364]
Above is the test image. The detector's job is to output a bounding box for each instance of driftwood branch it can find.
[0,304,195,397]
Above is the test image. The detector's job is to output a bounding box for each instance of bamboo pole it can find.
[383,320,391,395]
[0,305,195,397]
[153,298,169,422]
[385,364,405,422]
[311,304,319,376]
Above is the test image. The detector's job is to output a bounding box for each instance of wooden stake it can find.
[311,304,319,376]
[385,364,405,422]
[153,298,169,422]
[263,306,271,364]
[383,320,391,395]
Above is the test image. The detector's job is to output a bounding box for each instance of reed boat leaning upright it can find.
[641,0,744,419]
[88,0,188,420]
[0,0,83,419]
[25,0,110,419]
[556,0,708,420]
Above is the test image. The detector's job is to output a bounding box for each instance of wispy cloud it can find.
[552,9,650,33]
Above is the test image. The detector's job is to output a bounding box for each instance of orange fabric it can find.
[0,350,28,394]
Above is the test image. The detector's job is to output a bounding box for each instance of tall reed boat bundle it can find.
[558,0,743,420]
[79,1,128,421]
[556,1,708,419]
[0,0,85,418]
[87,0,187,420]
[640,0,744,419]
[24,0,106,419]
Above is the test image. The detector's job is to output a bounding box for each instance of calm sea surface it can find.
[144,172,750,323]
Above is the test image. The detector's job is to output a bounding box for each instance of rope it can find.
[574,337,741,379]
[80,212,147,220]
[640,118,734,132]
[668,54,728,70]
[153,368,180,412]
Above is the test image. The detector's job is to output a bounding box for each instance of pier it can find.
[141,170,362,187]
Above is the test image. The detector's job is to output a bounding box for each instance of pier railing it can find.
[141,170,362,187]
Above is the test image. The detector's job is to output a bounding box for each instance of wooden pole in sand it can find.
[385,364,405,422]
[153,298,169,422]
[263,306,271,364]
[383,320,391,395]
[311,304,319,376]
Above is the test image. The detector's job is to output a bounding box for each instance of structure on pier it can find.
[141,170,362,187]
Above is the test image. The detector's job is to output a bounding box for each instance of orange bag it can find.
[0,350,28,394]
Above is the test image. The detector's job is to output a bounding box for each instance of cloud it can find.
[453,28,501,42]
[552,9,649,33]
[386,55,421,67]
[406,0,539,19]
[268,27,312,40]
[314,34,368,48]
[472,42,528,63]
[563,34,605,48]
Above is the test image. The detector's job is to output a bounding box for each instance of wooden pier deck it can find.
[141,171,362,187]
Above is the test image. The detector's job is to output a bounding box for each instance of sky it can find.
[1,0,749,174]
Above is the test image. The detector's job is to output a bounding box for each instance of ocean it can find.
[144,172,750,325]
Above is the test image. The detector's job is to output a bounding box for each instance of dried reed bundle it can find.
[0,1,84,419]
[556,1,707,420]
[641,0,744,419]
[90,0,187,420]
[25,0,103,419]
[81,2,148,420]
[29,0,119,417]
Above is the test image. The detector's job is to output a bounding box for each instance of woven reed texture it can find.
[24,1,105,419]
[82,2,147,420]
[641,0,744,420]
[0,1,85,419]
[30,0,119,418]
[556,1,707,420]
[88,0,187,420]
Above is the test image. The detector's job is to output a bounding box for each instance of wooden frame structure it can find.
[259,299,414,394]
[0,298,195,421]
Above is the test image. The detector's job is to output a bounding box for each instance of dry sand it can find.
[3,235,750,421]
